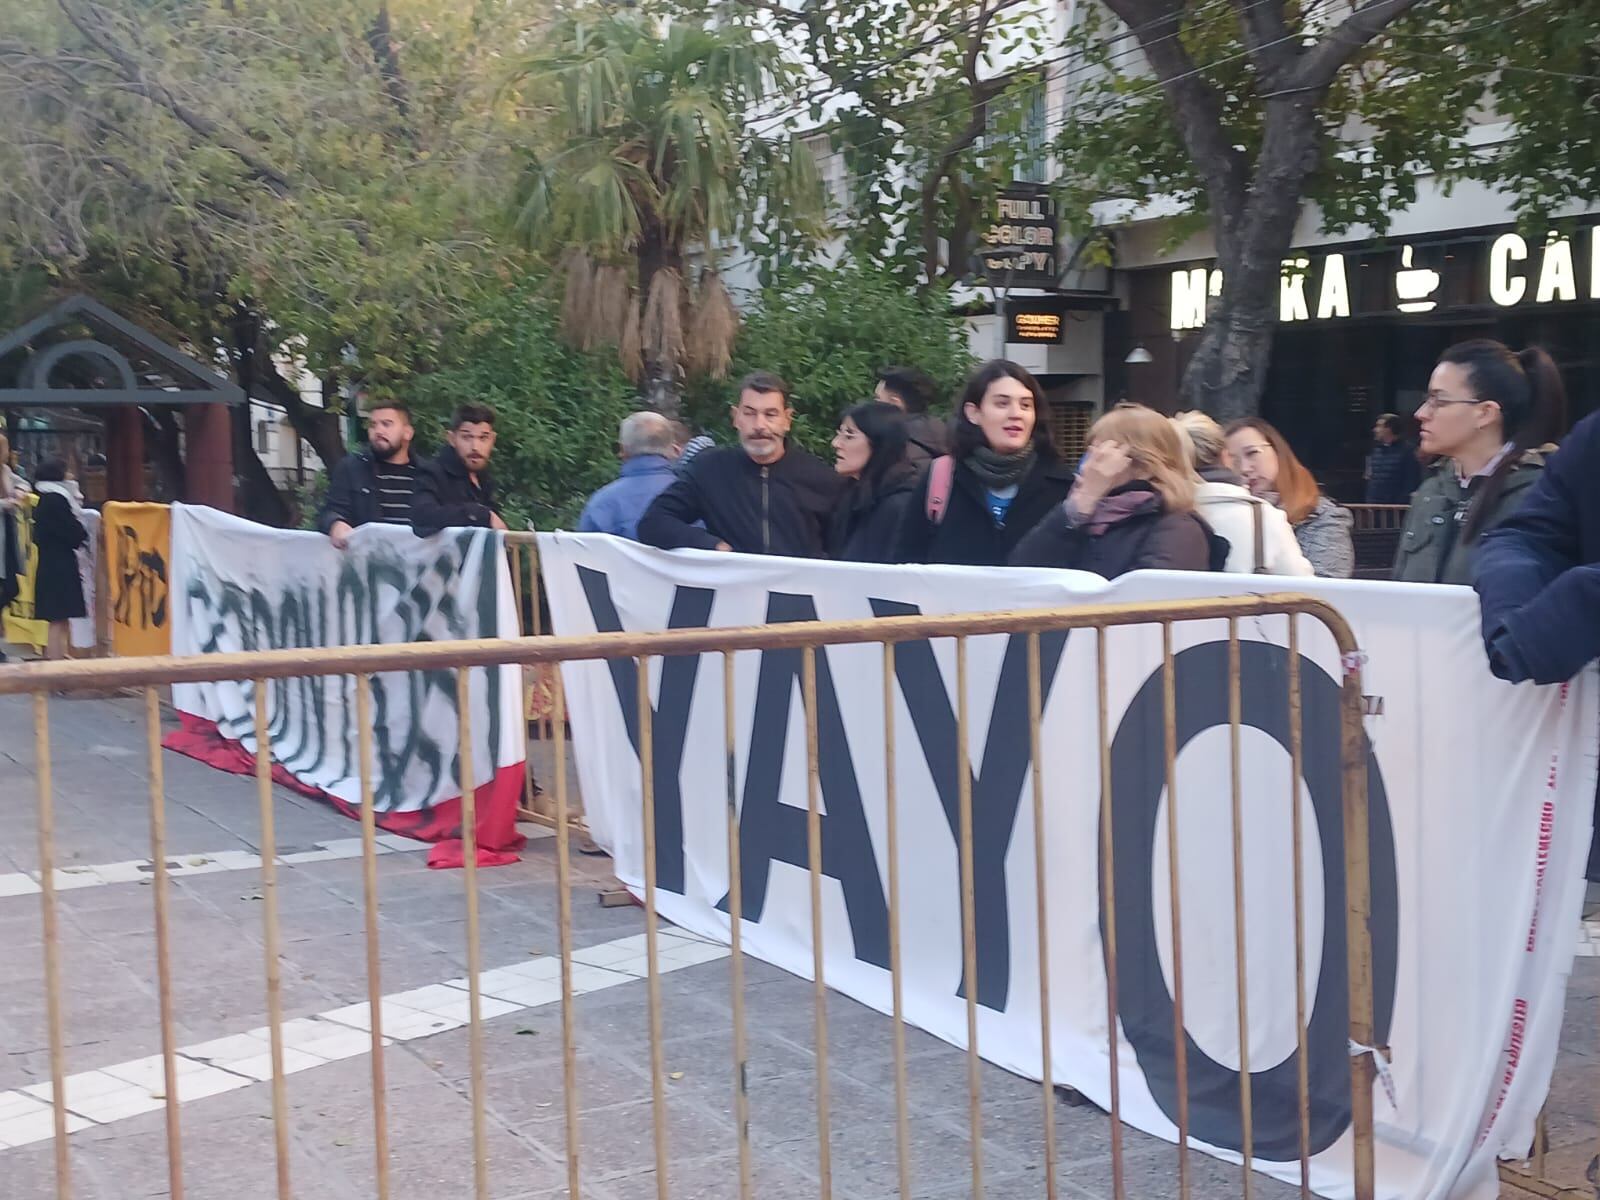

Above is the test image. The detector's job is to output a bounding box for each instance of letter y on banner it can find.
[872,599,1069,1011]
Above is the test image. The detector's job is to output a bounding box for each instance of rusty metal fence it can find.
[2,592,1385,1200]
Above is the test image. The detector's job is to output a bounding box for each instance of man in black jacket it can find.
[413,403,507,537]
[875,365,948,468]
[639,371,843,557]
[318,400,422,548]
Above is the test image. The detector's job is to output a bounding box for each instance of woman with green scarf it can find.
[893,359,1074,566]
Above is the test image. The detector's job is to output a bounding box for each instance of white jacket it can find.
[1195,481,1314,576]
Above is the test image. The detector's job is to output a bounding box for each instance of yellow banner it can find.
[2,495,46,649]
[103,501,172,657]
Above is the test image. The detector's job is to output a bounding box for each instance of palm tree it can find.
[509,8,824,413]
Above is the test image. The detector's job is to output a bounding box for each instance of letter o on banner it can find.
[1103,639,1398,1161]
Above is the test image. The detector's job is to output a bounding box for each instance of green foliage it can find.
[1053,0,1598,244]
[408,286,638,530]
[508,6,825,266]
[683,264,976,457]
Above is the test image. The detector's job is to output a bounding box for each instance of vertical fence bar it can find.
[637,656,671,1200]
[253,684,292,1200]
[955,637,984,1199]
[553,669,581,1199]
[722,652,753,1200]
[802,647,835,1200]
[1227,622,1254,1200]
[354,676,391,1200]
[1097,631,1125,1200]
[145,687,184,1200]
[34,693,70,1200]
[1288,619,1311,1200]
[883,642,913,1200]
[1339,642,1377,1200]
[1027,633,1057,1200]
[455,669,490,1200]
[1161,623,1189,1200]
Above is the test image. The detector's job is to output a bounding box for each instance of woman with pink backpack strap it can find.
[892,360,1074,565]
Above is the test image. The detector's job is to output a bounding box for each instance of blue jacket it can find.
[1474,412,1600,684]
[578,455,678,541]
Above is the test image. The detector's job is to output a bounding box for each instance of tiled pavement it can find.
[2,688,1598,1199]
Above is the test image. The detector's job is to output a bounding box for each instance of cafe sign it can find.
[1169,226,1600,331]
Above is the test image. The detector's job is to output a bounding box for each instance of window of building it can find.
[802,130,851,217]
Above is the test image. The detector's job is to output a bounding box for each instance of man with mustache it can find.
[639,371,841,557]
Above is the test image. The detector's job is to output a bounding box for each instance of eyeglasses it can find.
[1418,396,1487,414]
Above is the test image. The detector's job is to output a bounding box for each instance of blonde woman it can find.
[1172,411,1312,576]
[0,434,24,661]
[1011,403,1219,577]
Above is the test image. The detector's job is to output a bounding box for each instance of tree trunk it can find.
[1181,97,1324,420]
[636,228,683,420]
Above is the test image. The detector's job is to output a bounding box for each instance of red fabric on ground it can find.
[163,712,526,867]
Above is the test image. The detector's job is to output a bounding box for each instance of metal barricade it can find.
[1,592,1380,1200]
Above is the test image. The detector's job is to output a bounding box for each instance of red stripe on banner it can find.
[163,712,526,868]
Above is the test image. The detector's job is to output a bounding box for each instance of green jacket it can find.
[1392,449,1549,585]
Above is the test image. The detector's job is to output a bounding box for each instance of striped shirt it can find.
[373,461,417,524]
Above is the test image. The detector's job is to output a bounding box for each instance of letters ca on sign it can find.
[1168,226,1600,331]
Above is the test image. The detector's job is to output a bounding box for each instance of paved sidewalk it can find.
[2,689,1596,1199]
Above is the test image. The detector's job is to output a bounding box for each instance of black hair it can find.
[367,399,413,423]
[876,366,938,415]
[950,359,1052,459]
[34,458,67,483]
[1437,339,1568,543]
[736,370,790,404]
[1376,413,1404,437]
[449,403,496,430]
[840,401,909,497]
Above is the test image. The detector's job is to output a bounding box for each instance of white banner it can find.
[71,507,98,650]
[169,505,525,850]
[538,533,1596,1200]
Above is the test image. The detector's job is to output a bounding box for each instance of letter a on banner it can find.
[722,592,890,969]
[577,565,712,896]
[103,501,172,656]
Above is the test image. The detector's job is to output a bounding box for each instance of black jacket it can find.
[412,443,498,537]
[830,465,918,563]
[33,491,88,621]
[318,449,418,533]
[892,453,1074,566]
[903,413,950,470]
[1008,482,1217,578]
[638,444,844,558]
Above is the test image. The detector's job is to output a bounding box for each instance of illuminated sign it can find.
[1168,226,1600,331]
[1007,309,1064,344]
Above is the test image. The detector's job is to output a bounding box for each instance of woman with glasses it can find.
[1392,340,1565,585]
[1224,418,1354,578]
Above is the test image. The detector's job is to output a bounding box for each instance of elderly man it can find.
[578,412,681,540]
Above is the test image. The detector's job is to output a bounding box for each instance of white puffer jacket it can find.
[1195,481,1314,576]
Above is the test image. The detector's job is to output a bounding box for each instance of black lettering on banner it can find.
[112,523,168,631]
[720,592,890,969]
[871,600,1069,1011]
[1105,640,1398,1160]
[183,530,502,817]
[576,565,713,897]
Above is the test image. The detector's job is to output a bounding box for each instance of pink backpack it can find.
[924,455,956,524]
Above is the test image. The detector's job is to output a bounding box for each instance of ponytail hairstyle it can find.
[1436,339,1568,543]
